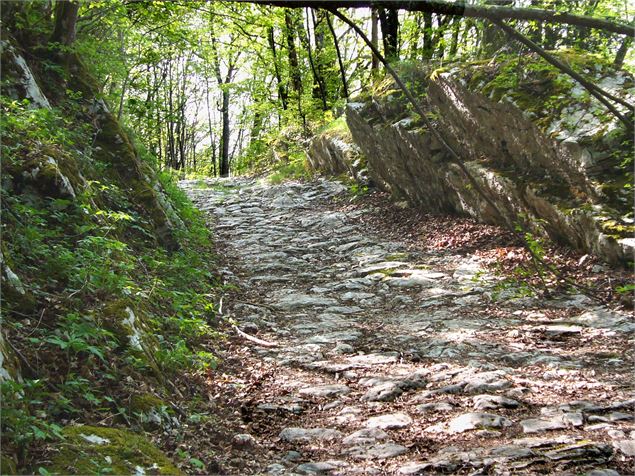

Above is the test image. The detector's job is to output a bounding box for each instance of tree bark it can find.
[267,27,289,110]
[448,16,461,58]
[422,12,433,59]
[614,36,632,69]
[51,0,80,46]
[240,0,633,36]
[297,9,328,109]
[377,7,399,61]
[326,12,349,98]
[205,76,217,176]
[371,8,380,71]
[219,88,231,177]
[285,10,302,94]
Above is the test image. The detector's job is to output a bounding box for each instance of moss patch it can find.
[47,425,182,475]
[130,394,167,413]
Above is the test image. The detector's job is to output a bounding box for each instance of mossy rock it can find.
[47,425,182,475]
[101,299,146,351]
[13,151,78,200]
[130,394,166,413]
[129,394,174,430]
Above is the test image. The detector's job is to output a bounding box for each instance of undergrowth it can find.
[1,96,222,473]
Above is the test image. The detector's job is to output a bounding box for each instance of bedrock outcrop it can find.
[308,53,634,265]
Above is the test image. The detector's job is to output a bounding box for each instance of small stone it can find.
[607,430,626,440]
[414,383,466,400]
[241,322,259,334]
[543,441,612,462]
[398,462,430,474]
[361,382,404,402]
[520,413,583,433]
[266,463,286,475]
[299,384,351,398]
[341,291,375,302]
[474,429,501,437]
[544,324,583,337]
[448,412,512,433]
[585,470,620,476]
[330,342,354,354]
[274,294,338,310]
[279,427,343,443]
[613,439,635,456]
[348,352,399,365]
[416,402,454,413]
[283,451,302,462]
[462,371,511,393]
[490,445,533,459]
[345,443,408,460]
[365,412,412,430]
[296,461,346,474]
[342,428,390,446]
[232,433,256,449]
[473,394,520,410]
[608,411,633,422]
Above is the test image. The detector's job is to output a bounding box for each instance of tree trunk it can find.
[448,16,461,58]
[51,0,79,46]
[285,10,302,94]
[219,89,231,177]
[422,12,433,59]
[371,8,380,70]
[326,12,350,98]
[431,14,451,59]
[205,76,217,176]
[614,36,632,69]
[297,9,328,109]
[267,27,289,110]
[378,7,399,61]
[408,13,422,59]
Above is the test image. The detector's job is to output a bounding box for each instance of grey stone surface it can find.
[299,384,351,398]
[521,413,584,433]
[279,427,343,443]
[361,382,405,402]
[416,402,454,413]
[365,413,413,429]
[296,461,346,474]
[345,443,408,460]
[613,439,635,457]
[473,394,520,410]
[342,428,390,446]
[181,176,634,475]
[448,412,512,433]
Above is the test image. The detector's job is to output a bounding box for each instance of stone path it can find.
[181,178,634,475]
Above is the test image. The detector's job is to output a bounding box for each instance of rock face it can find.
[307,120,368,183]
[308,54,633,265]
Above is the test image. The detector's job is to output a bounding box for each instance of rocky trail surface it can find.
[181,178,634,476]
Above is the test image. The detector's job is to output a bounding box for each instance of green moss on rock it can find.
[47,425,182,475]
[130,394,167,413]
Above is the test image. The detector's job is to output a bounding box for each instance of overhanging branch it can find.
[238,0,634,36]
